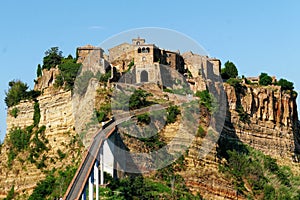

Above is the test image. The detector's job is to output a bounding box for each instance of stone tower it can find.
[132,38,162,84]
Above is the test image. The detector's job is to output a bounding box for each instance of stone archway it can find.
[140,70,148,82]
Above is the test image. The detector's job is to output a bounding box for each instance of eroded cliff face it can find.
[223,84,298,161]
[0,74,83,198]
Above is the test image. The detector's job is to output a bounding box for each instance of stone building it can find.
[161,50,185,73]
[77,45,109,74]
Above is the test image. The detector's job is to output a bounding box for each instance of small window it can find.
[142,57,146,61]
[138,48,141,53]
[136,41,140,45]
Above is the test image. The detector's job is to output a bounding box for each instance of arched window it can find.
[136,41,140,45]
[142,47,146,53]
[138,48,141,53]
[141,70,148,82]
[146,47,150,53]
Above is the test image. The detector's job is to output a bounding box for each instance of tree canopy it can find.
[42,47,63,70]
[221,61,238,79]
[5,80,41,107]
[36,64,42,77]
[259,73,273,86]
[277,78,294,91]
[5,80,29,107]
[129,89,152,110]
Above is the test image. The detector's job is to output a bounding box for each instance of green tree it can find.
[55,57,81,91]
[42,47,63,70]
[36,64,42,77]
[277,78,294,91]
[5,80,29,107]
[129,89,152,110]
[259,73,272,86]
[221,61,238,79]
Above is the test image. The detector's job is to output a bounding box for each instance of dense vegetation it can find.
[54,55,81,91]
[101,153,202,200]
[195,90,217,113]
[218,137,300,199]
[276,78,294,91]
[9,107,19,118]
[28,165,77,200]
[42,47,63,70]
[7,127,32,168]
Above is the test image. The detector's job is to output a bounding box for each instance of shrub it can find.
[196,125,205,137]
[10,107,19,118]
[263,184,275,200]
[57,149,66,160]
[95,103,111,123]
[33,101,41,127]
[137,113,151,124]
[28,174,56,200]
[166,105,180,124]
[99,70,112,83]
[163,88,174,93]
[259,73,272,86]
[9,127,31,152]
[236,105,250,124]
[195,90,217,113]
[125,59,134,72]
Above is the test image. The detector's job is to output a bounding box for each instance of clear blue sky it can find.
[1,1,300,141]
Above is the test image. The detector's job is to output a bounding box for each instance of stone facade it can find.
[77,45,108,74]
[182,51,221,92]
[108,38,187,84]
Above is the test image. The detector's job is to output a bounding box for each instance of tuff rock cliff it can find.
[1,46,300,199]
[0,68,83,198]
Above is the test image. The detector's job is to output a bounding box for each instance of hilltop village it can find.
[1,37,300,200]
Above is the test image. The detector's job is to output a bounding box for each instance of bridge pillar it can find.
[94,160,99,200]
[81,184,87,200]
[100,147,104,185]
[89,172,94,200]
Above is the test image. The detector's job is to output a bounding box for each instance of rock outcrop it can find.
[224,83,299,161]
[0,73,83,198]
